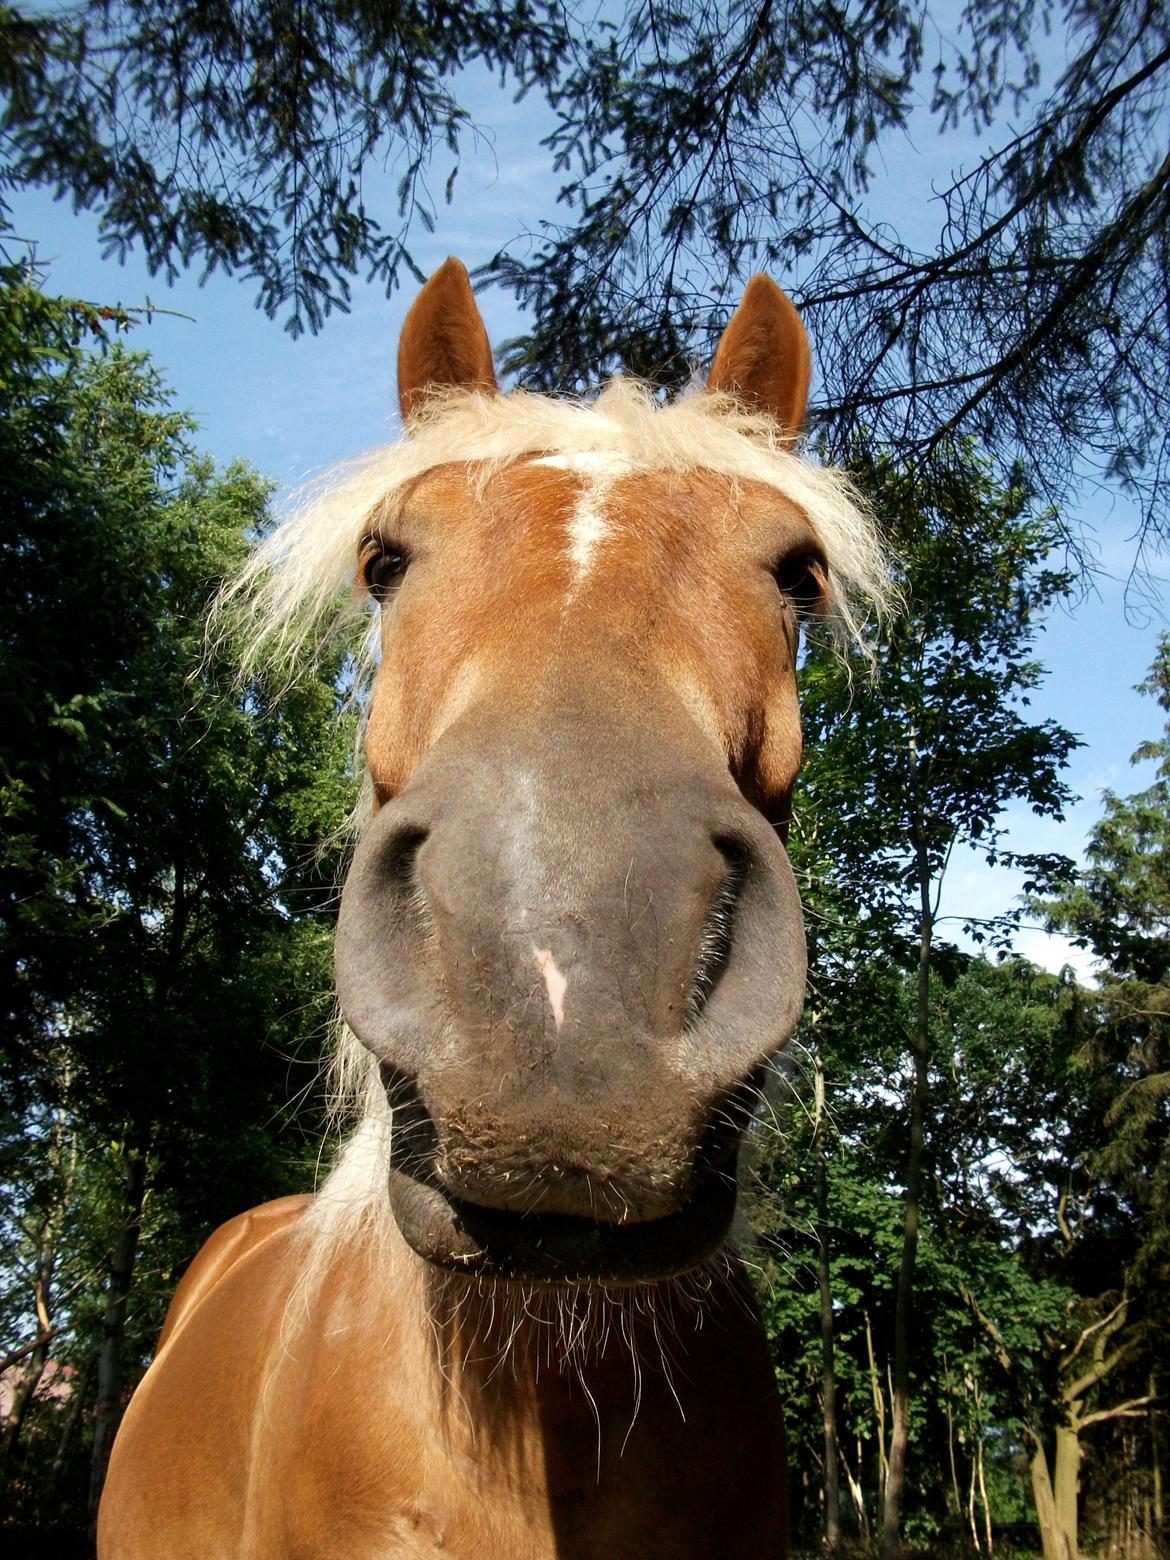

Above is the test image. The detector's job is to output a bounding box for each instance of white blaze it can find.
[532,451,628,584]
[532,945,568,1031]
[568,487,612,578]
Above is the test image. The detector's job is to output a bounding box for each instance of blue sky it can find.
[5,58,1166,980]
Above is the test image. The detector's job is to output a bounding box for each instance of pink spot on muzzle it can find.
[532,945,568,1031]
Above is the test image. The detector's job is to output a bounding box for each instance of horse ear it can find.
[707,275,810,438]
[397,258,498,423]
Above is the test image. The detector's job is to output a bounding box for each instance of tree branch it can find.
[1079,1393,1158,1430]
[0,1324,69,1374]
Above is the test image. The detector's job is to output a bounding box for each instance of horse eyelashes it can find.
[361,542,411,600]
[772,552,827,619]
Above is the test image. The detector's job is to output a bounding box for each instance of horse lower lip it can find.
[386,1164,739,1284]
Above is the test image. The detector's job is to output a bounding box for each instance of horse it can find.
[97,259,886,1558]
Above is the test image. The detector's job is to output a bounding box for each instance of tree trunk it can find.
[814,1057,842,1555]
[840,1437,870,1541]
[44,1350,95,1513]
[1053,1423,1082,1560]
[967,1439,981,1553]
[3,1160,71,1460]
[87,1130,150,1524]
[1,1346,49,1455]
[880,788,933,1560]
[1031,1441,1071,1560]
[944,1376,963,1529]
[865,1308,888,1512]
[1151,1374,1163,1553]
[976,1424,993,1555]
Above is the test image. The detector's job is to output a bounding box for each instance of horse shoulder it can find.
[98,1196,314,1558]
[155,1193,314,1353]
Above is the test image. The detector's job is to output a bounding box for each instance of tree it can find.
[764,625,1170,1559]
[1030,637,1170,1558]
[2,3,1167,552]
[492,0,1170,554]
[789,448,1078,1553]
[1039,636,1170,1334]
[0,0,569,333]
[1043,636,1170,1312]
[0,257,355,1526]
[754,953,1082,1555]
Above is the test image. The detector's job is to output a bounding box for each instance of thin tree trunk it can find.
[944,1369,963,1530]
[3,1157,71,1459]
[1,1346,49,1454]
[814,1056,843,1556]
[44,1351,95,1511]
[1151,1373,1163,1551]
[881,772,933,1560]
[977,1422,993,1555]
[865,1308,888,1511]
[87,1130,150,1524]
[967,1439,981,1553]
[969,1366,993,1555]
[840,1436,870,1541]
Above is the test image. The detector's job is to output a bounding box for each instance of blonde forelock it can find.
[214,378,891,685]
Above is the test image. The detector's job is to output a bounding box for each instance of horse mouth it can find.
[386,1161,740,1285]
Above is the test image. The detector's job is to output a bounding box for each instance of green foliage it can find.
[0,255,356,1524]
[1043,637,1170,985]
[758,451,1095,1550]
[754,957,1098,1551]
[754,604,1170,1553]
[796,448,1078,949]
[1039,637,1170,1292]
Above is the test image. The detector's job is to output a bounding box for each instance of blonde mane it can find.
[215,378,892,1255]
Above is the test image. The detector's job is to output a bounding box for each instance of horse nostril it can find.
[370,824,433,922]
[686,836,751,1027]
[378,825,428,885]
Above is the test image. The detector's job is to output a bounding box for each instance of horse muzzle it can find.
[334,715,806,1283]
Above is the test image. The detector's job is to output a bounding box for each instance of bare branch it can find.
[0,1324,69,1374]
[1079,1393,1158,1429]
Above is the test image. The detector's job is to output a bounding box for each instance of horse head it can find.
[319,261,882,1285]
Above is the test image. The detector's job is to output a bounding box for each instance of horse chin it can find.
[386,1163,740,1286]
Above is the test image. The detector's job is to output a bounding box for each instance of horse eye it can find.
[772,552,826,618]
[362,543,410,600]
